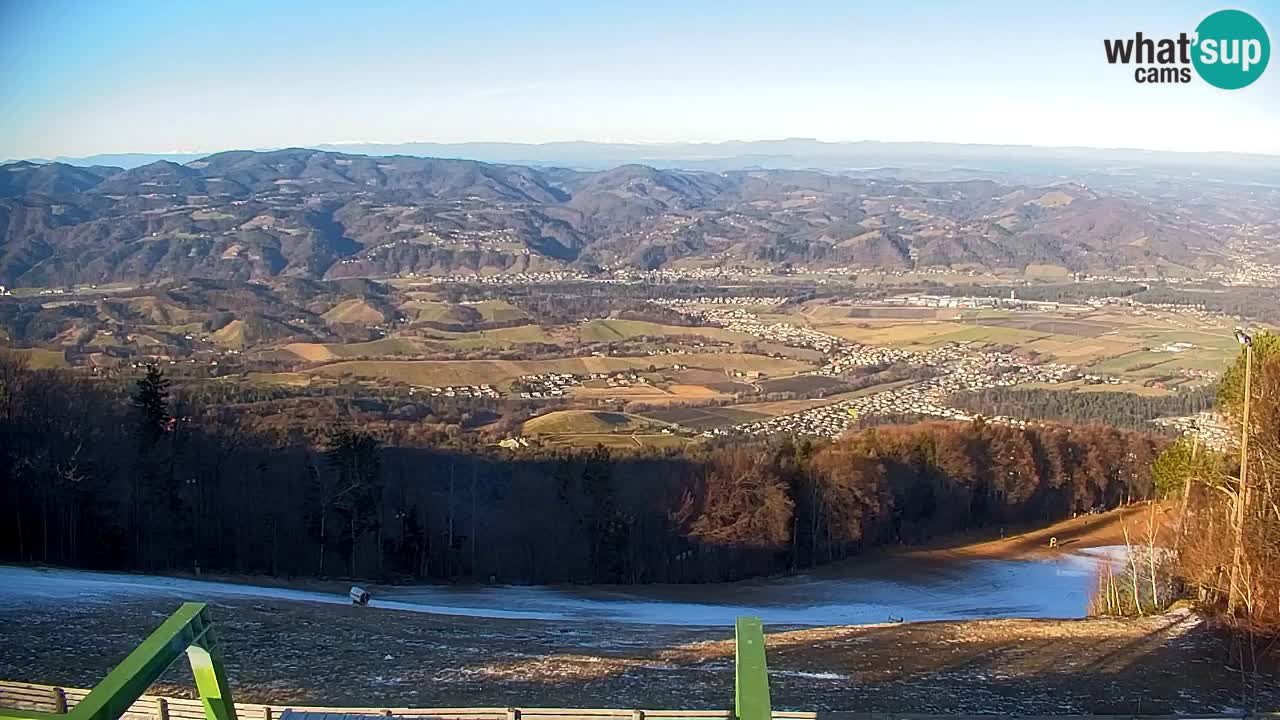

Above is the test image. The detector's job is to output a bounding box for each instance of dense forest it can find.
[1130,285,1280,325]
[2,353,1164,584]
[950,386,1217,431]
[926,282,1280,325]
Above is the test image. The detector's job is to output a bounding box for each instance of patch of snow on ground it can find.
[772,670,848,680]
[0,547,1124,627]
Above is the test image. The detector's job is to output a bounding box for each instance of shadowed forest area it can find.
[951,385,1217,431]
[0,351,1165,584]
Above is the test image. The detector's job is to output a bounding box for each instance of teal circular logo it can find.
[1193,10,1270,89]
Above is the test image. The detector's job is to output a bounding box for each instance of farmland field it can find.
[537,433,690,449]
[757,375,848,394]
[802,304,1260,386]
[523,410,663,435]
[802,303,960,321]
[467,300,531,324]
[729,397,839,416]
[577,319,753,344]
[399,301,474,324]
[309,353,814,387]
[978,316,1119,336]
[815,320,969,346]
[10,347,68,368]
[568,386,678,402]
[245,372,315,387]
[637,405,769,429]
[283,338,432,360]
[421,325,559,349]
[321,299,385,325]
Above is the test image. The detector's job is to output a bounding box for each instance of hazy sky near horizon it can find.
[2,0,1278,159]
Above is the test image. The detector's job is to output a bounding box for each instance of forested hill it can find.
[0,147,1250,286]
[2,353,1163,584]
[951,386,1217,430]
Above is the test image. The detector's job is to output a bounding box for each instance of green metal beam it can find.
[0,602,238,720]
[67,602,215,720]
[187,630,238,720]
[734,617,771,720]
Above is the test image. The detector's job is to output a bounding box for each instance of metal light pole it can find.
[1226,328,1253,616]
[1174,424,1198,552]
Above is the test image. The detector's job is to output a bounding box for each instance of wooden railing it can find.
[6,681,1279,720]
[0,682,817,720]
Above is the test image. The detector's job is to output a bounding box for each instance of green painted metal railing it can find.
[735,617,771,720]
[1,602,772,720]
[0,602,237,720]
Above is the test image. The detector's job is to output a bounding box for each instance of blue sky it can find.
[1,0,1277,158]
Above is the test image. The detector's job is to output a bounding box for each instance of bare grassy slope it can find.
[0,597,1268,714]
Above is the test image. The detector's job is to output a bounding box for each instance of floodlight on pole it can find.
[1226,328,1255,616]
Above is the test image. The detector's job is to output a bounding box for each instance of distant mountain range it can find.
[0,147,1273,287]
[17,139,1280,187]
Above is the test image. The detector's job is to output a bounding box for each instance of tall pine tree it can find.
[131,363,171,447]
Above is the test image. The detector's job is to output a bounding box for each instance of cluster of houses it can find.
[600,372,649,388]
[678,307,852,355]
[1152,411,1232,452]
[428,270,590,285]
[655,296,787,307]
[1080,373,1124,385]
[881,293,1061,311]
[817,266,986,278]
[1085,296,1240,325]
[1180,368,1218,380]
[1215,234,1280,286]
[1204,257,1280,287]
[612,266,777,283]
[725,344,1078,439]
[511,370,661,399]
[407,384,499,399]
[657,302,1089,439]
[513,373,581,398]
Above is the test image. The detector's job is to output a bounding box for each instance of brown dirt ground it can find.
[921,503,1175,561]
[4,508,1272,714]
[1,594,1274,714]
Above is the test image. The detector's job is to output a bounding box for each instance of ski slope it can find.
[0,547,1122,627]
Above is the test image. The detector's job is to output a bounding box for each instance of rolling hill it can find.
[0,148,1261,287]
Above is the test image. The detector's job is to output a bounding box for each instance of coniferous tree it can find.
[131,363,171,448]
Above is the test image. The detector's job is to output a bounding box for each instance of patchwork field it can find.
[283,338,428,361]
[636,405,769,430]
[420,325,561,350]
[805,305,961,321]
[816,320,970,346]
[805,305,1256,384]
[728,397,839,416]
[399,301,474,324]
[536,433,691,449]
[757,375,848,395]
[467,300,530,324]
[309,353,814,387]
[245,372,314,387]
[321,299,386,325]
[577,319,753,344]
[9,347,68,369]
[522,410,665,435]
[569,386,677,401]
[211,320,248,348]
